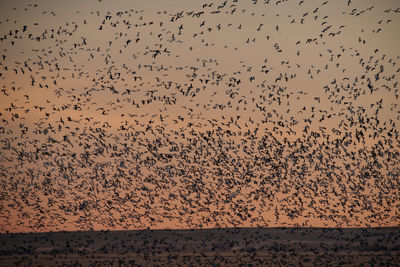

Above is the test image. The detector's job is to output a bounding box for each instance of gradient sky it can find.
[0,0,399,233]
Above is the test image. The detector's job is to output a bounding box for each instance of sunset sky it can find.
[0,0,399,233]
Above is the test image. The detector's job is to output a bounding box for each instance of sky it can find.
[0,0,399,233]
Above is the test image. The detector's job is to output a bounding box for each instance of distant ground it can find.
[0,227,399,266]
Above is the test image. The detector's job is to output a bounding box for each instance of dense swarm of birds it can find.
[0,0,399,233]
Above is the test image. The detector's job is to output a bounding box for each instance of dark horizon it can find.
[1,227,399,266]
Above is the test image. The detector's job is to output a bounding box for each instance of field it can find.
[1,227,399,266]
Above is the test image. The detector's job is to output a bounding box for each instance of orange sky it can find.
[0,0,399,233]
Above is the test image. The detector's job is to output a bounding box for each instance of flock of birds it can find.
[0,0,399,233]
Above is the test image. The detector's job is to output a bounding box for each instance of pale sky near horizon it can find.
[0,0,399,233]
